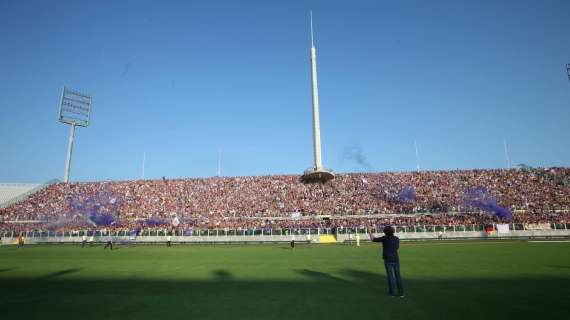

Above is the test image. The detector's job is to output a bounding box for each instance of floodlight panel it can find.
[59,87,92,127]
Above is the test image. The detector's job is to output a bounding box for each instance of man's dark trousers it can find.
[384,261,404,296]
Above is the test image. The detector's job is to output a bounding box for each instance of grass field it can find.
[1,241,569,320]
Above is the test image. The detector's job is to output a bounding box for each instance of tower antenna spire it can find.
[301,11,334,183]
[503,138,511,169]
[414,140,421,172]
[310,11,315,48]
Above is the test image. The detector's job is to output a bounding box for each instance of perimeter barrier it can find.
[1,222,569,245]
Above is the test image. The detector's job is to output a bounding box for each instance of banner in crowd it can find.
[524,223,552,230]
[496,224,510,234]
[291,212,302,220]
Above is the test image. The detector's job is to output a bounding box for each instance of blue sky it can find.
[1,0,569,183]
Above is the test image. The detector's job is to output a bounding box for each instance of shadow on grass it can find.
[295,269,347,282]
[38,268,82,280]
[0,269,568,320]
[547,265,570,270]
[213,269,233,281]
[0,267,17,273]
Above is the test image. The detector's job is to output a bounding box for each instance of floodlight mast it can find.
[58,87,92,183]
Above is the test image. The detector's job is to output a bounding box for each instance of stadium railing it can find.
[2,222,569,242]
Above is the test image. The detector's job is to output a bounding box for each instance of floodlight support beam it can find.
[63,123,76,183]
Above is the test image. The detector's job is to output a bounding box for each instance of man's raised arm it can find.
[369,233,383,242]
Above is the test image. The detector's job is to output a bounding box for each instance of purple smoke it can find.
[65,188,120,227]
[398,186,416,203]
[341,145,372,171]
[462,187,513,220]
[145,216,167,226]
[89,210,116,226]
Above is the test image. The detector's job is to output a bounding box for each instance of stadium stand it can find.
[0,168,569,232]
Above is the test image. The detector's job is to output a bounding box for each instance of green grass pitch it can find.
[1,241,569,320]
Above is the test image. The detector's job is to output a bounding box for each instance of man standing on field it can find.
[370,226,404,298]
[104,234,113,250]
[166,232,172,247]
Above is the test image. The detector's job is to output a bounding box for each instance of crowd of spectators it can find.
[1,168,569,232]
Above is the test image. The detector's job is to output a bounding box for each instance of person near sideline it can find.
[166,233,172,247]
[81,234,87,248]
[104,235,113,250]
[290,233,295,249]
[370,226,404,298]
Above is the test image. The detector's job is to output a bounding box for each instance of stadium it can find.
[1,1,570,319]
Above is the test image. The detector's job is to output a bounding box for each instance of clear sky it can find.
[1,0,569,183]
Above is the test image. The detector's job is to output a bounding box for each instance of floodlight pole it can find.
[63,123,76,183]
[58,86,92,183]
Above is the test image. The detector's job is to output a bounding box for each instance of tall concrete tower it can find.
[302,12,334,183]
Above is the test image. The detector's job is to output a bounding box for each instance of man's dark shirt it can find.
[372,235,399,263]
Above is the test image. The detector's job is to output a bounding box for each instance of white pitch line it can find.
[399,240,522,246]
[527,240,570,243]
